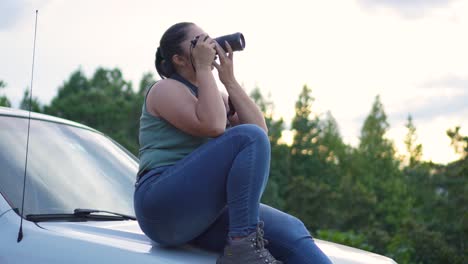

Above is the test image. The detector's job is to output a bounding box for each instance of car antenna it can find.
[17,9,39,243]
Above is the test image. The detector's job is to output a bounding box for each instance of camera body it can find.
[191,32,245,52]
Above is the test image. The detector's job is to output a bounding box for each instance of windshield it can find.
[0,115,138,217]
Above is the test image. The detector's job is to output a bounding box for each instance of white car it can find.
[0,107,397,264]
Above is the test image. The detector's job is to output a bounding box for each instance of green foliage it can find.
[447,126,468,158]
[285,175,340,230]
[44,68,149,155]
[316,229,374,252]
[0,80,11,107]
[290,85,323,188]
[288,86,335,227]
[404,115,423,167]
[351,96,413,252]
[358,95,394,161]
[387,219,464,264]
[291,85,320,158]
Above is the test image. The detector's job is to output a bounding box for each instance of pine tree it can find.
[404,115,423,167]
[250,87,287,209]
[286,85,345,230]
[290,85,322,178]
[359,95,394,161]
[354,95,412,252]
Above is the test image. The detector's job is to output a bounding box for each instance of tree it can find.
[291,85,319,153]
[447,126,468,158]
[358,95,394,161]
[45,67,141,154]
[435,127,468,261]
[354,95,412,253]
[318,112,347,184]
[0,80,11,107]
[286,86,346,230]
[138,72,157,96]
[398,127,466,264]
[19,89,42,112]
[290,85,322,178]
[250,87,287,209]
[404,114,423,167]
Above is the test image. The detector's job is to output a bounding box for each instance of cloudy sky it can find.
[1,0,467,164]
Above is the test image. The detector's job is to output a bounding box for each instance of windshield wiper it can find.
[73,208,136,220]
[26,208,136,222]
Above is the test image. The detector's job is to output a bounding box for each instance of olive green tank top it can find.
[137,74,210,177]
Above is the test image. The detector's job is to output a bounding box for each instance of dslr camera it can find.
[191,32,245,52]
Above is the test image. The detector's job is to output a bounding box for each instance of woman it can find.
[133,22,332,264]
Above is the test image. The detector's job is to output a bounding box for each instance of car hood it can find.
[37,220,396,264]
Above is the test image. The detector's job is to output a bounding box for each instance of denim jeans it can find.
[134,124,332,264]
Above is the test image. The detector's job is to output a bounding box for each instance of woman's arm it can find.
[221,92,240,127]
[194,67,227,132]
[213,42,267,134]
[223,82,267,133]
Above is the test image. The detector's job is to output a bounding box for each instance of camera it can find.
[191,32,245,52]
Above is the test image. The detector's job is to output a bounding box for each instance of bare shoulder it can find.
[149,78,185,96]
[146,78,197,117]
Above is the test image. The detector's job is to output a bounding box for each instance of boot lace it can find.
[250,221,282,264]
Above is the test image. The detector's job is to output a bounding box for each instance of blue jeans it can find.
[134,124,332,264]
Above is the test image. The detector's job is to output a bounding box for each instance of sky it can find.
[1,0,467,164]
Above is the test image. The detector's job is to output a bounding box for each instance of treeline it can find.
[1,68,466,263]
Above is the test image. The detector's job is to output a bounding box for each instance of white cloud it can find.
[389,75,468,120]
[357,0,457,18]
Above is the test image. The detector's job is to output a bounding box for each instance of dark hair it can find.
[155,22,195,79]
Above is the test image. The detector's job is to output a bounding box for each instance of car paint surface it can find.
[1,208,396,264]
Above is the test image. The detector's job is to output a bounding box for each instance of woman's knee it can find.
[260,205,332,264]
[286,215,311,239]
[261,205,312,243]
[228,124,269,146]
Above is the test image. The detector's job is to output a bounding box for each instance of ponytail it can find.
[155,47,168,79]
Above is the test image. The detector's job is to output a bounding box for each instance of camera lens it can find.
[215,33,245,52]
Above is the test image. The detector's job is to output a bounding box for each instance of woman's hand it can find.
[213,41,237,86]
[191,34,216,70]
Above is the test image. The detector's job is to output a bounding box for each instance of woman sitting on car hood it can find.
[133,22,332,264]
